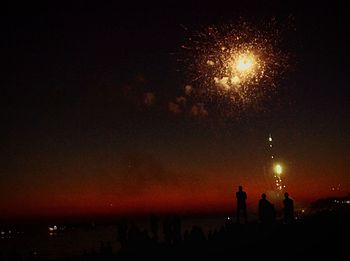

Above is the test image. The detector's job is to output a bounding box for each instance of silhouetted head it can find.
[284,192,289,198]
[238,186,243,191]
[261,193,266,199]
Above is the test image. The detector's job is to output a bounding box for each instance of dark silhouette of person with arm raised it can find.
[283,192,294,224]
[236,185,247,224]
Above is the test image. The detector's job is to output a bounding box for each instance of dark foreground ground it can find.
[1,206,349,260]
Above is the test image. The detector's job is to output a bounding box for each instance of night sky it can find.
[3,1,350,218]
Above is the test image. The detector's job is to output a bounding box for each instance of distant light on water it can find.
[49,225,57,232]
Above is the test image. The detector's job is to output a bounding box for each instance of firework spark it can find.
[274,163,284,191]
[181,20,289,114]
[268,134,286,194]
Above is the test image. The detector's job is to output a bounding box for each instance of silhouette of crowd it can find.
[110,187,298,258]
[3,187,350,260]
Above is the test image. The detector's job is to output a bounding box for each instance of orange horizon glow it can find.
[1,166,347,219]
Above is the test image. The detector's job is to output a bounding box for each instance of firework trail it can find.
[267,133,286,199]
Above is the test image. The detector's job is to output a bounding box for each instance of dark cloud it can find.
[168,101,182,114]
[143,92,156,106]
[119,151,177,189]
[190,103,208,118]
[184,85,193,95]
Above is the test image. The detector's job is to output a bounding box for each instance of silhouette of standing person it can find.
[283,192,294,224]
[259,193,275,225]
[236,185,247,223]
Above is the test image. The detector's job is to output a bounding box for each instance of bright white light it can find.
[235,53,256,72]
[275,164,282,175]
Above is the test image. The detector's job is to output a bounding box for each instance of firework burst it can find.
[181,19,290,115]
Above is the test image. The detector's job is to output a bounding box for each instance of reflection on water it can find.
[0,215,227,259]
[0,212,307,259]
[0,224,120,259]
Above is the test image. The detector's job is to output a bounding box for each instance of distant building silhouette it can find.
[309,194,350,211]
[117,219,128,250]
[150,213,159,241]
